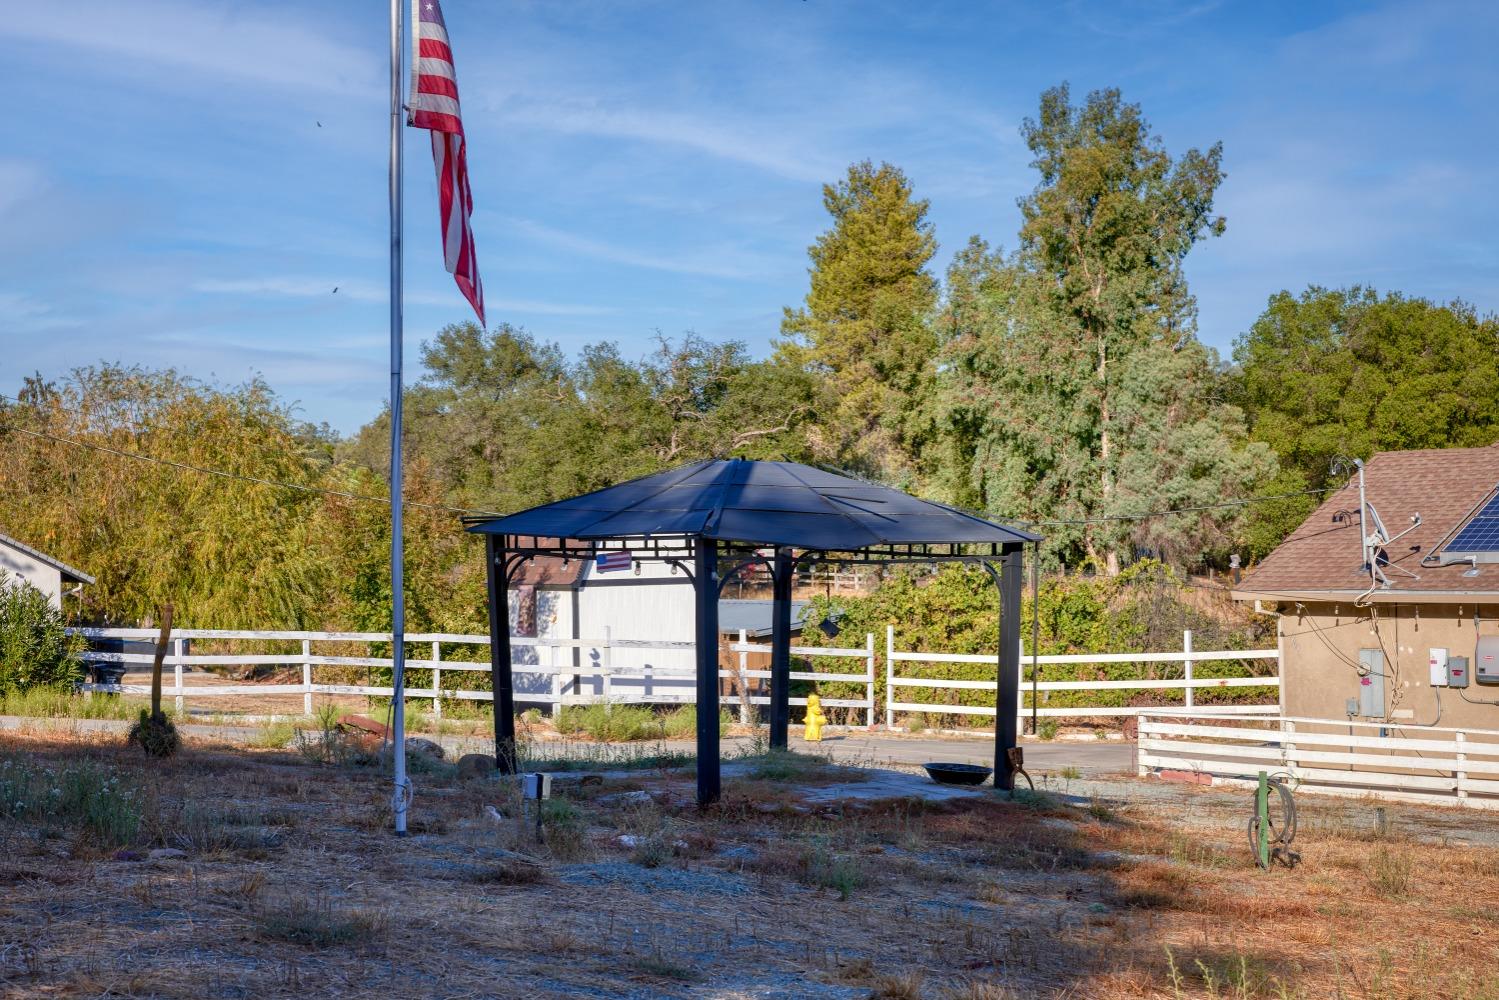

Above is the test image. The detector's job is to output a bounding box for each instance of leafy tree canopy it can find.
[1228,286,1499,555]
[777,160,939,484]
[940,84,1274,572]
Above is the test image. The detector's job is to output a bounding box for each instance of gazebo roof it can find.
[464,458,1037,554]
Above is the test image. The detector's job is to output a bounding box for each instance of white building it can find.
[512,555,809,705]
[0,532,94,610]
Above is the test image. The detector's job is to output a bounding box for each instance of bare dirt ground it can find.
[1,727,1497,999]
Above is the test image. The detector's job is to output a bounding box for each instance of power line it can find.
[1,391,1331,529]
[0,397,501,519]
[1019,486,1335,527]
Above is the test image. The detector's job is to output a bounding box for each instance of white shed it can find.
[0,533,93,610]
[510,555,810,705]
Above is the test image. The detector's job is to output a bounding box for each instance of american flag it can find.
[594,551,633,574]
[407,0,484,326]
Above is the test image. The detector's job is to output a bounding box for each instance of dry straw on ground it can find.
[0,727,1496,998]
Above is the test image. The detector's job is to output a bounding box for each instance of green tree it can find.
[0,366,344,627]
[777,160,938,483]
[1228,286,1499,555]
[941,85,1274,572]
[348,324,818,517]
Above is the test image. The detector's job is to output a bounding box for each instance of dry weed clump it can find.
[252,893,389,950]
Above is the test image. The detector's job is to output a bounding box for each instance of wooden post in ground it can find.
[150,605,174,720]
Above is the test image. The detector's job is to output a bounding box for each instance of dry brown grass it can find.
[1,731,1498,999]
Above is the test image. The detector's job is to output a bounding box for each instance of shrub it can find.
[661,705,732,740]
[127,709,181,758]
[0,580,84,695]
[1037,718,1059,741]
[556,703,727,742]
[0,755,143,846]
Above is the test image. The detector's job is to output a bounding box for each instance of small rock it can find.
[484,805,505,824]
[616,834,643,849]
[405,737,445,761]
[458,753,495,779]
[148,848,187,860]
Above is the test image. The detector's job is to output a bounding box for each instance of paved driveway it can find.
[781,732,1133,775]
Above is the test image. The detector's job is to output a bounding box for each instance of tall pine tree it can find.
[942,85,1274,572]
[777,160,938,483]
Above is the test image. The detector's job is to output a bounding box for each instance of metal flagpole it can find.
[388,0,410,836]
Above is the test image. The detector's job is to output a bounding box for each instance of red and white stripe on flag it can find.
[407,0,484,326]
[594,551,633,574]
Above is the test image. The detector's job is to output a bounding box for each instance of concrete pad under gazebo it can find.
[464,458,1040,805]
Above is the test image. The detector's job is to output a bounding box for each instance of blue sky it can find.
[3,1,1496,434]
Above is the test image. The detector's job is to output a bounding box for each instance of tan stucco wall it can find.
[0,541,63,609]
[1278,601,1499,732]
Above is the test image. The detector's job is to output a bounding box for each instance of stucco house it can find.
[1233,446,1499,730]
[0,532,93,610]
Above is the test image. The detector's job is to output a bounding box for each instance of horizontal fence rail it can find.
[884,626,1280,727]
[68,627,876,725]
[1136,710,1499,811]
[66,626,1281,732]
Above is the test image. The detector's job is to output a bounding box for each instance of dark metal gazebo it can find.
[465,458,1039,805]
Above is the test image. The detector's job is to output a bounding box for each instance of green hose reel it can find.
[1249,770,1301,870]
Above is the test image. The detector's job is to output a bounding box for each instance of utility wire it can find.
[0,398,502,518]
[1018,486,1335,527]
[1,391,1330,528]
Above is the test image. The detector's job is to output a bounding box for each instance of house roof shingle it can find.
[1235,445,1499,601]
[0,533,95,586]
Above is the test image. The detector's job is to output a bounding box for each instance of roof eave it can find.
[1232,587,1499,604]
[0,533,95,586]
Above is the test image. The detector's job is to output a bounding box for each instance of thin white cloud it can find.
[2,0,376,96]
[495,98,838,184]
[508,219,779,281]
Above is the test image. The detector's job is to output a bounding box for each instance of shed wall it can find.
[1279,601,1499,731]
[0,542,63,609]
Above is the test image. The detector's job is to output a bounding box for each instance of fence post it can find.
[885,625,895,730]
[865,632,876,729]
[550,642,562,718]
[301,638,313,716]
[173,637,185,716]
[1456,730,1468,801]
[736,629,750,725]
[601,626,613,707]
[1183,629,1194,710]
[431,640,442,718]
[1283,719,1296,780]
[1136,715,1148,776]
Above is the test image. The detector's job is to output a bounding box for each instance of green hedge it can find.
[798,560,1277,726]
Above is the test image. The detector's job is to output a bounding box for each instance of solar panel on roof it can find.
[1443,491,1499,554]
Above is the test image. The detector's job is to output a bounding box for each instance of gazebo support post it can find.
[694,538,722,806]
[484,534,517,774]
[995,548,1023,792]
[768,545,793,750]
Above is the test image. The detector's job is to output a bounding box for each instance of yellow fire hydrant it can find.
[803,693,828,742]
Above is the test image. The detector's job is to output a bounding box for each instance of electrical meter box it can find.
[1429,648,1449,687]
[1478,636,1499,686]
[1358,649,1385,716]
[1448,655,1470,689]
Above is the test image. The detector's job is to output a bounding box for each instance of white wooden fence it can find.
[884,626,1280,727]
[1136,710,1499,810]
[68,627,876,724]
[69,626,1280,730]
